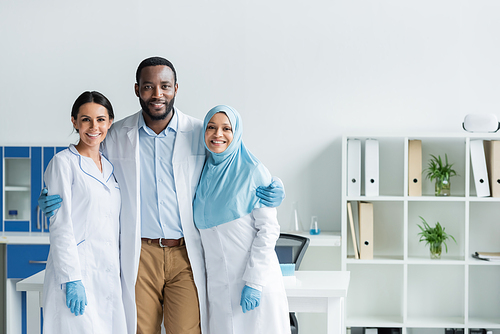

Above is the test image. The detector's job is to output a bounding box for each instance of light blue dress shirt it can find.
[138,111,183,239]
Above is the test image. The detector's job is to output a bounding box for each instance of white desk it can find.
[18,270,350,334]
[284,271,350,334]
[0,232,50,245]
[16,270,44,334]
[1,232,50,334]
[283,231,341,247]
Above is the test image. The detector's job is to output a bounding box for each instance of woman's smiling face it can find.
[71,102,113,150]
[205,112,233,154]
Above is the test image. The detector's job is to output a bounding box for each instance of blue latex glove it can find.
[256,178,285,207]
[240,285,261,313]
[38,188,62,218]
[66,280,87,316]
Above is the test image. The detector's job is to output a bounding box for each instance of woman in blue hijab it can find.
[194,105,290,334]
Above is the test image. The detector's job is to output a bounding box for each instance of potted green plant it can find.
[424,154,457,196]
[417,216,456,259]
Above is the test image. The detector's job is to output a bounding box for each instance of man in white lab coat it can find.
[104,57,207,334]
[40,56,284,334]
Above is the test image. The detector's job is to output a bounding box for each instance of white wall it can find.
[3,1,500,333]
[2,0,500,233]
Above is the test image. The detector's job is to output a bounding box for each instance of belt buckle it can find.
[158,238,167,248]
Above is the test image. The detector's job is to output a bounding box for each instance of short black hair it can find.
[71,91,114,132]
[136,56,177,85]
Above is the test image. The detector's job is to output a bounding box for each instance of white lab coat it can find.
[42,145,127,333]
[102,109,208,334]
[200,207,290,334]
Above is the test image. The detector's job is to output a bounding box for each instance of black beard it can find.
[140,96,176,121]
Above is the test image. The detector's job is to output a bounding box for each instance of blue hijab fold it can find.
[193,105,271,230]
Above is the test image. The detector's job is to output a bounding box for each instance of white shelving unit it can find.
[341,133,500,334]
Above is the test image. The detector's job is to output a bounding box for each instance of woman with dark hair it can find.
[42,91,127,333]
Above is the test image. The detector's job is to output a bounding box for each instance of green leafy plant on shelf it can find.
[423,154,457,196]
[417,216,456,259]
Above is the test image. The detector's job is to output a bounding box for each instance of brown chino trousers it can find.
[136,239,201,334]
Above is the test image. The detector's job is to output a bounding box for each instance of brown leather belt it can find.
[141,237,184,248]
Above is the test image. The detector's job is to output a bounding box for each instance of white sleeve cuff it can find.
[245,282,263,291]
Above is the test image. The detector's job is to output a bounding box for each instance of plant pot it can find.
[430,242,442,259]
[435,176,450,196]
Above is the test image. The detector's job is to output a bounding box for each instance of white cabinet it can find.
[341,134,500,333]
[1,146,63,333]
[3,157,31,222]
[2,146,65,232]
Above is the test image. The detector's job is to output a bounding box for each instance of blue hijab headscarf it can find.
[193,105,271,230]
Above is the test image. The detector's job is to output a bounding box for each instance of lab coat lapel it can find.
[121,112,140,149]
[69,145,112,190]
[101,155,115,185]
[172,108,194,164]
[172,109,194,231]
[126,124,137,148]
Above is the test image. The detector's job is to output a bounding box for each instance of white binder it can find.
[347,139,361,197]
[365,139,379,197]
[470,140,490,197]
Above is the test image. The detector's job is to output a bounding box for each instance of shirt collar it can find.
[138,108,178,136]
